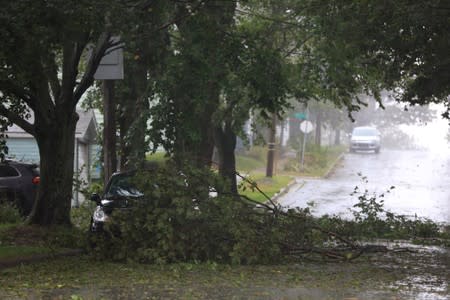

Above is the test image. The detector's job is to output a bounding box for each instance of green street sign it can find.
[294,112,307,120]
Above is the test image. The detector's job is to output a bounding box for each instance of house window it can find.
[0,165,20,177]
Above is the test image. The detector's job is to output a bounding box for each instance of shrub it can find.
[80,181,103,201]
[71,201,97,232]
[0,201,23,224]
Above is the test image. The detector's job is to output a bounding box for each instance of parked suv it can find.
[0,160,40,215]
[350,126,381,153]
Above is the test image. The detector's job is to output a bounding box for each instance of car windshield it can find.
[104,173,144,199]
[352,128,377,136]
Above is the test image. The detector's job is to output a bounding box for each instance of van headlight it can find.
[93,206,109,222]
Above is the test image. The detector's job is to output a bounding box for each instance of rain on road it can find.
[278,149,450,224]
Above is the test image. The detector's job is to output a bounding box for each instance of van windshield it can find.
[104,173,144,199]
[352,128,378,136]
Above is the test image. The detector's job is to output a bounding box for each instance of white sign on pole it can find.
[299,120,314,134]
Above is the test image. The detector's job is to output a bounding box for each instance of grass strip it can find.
[238,173,293,203]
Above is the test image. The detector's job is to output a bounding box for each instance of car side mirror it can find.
[90,193,101,204]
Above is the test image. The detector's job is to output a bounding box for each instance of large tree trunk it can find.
[28,112,78,226]
[172,90,217,169]
[214,122,237,194]
[196,117,215,167]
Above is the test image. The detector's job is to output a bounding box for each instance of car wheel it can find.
[375,147,380,154]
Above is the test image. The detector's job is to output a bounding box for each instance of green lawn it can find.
[282,145,346,177]
[238,173,293,203]
[0,245,51,260]
[0,253,446,299]
[235,155,265,172]
[145,151,169,163]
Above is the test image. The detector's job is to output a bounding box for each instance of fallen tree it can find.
[90,161,449,264]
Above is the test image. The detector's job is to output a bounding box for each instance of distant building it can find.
[4,109,100,205]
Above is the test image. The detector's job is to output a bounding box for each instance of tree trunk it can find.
[28,112,78,226]
[214,122,237,194]
[197,124,215,167]
[334,129,341,145]
[315,112,322,146]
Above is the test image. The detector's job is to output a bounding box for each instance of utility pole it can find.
[266,113,277,177]
[93,36,124,186]
[102,80,117,185]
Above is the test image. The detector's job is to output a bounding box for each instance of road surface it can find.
[278,149,450,224]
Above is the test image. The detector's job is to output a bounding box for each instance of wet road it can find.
[279,149,450,223]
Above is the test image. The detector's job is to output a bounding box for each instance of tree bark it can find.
[28,112,78,226]
[214,122,238,194]
[334,129,341,145]
[315,111,322,146]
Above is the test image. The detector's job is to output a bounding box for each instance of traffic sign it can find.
[293,112,307,120]
[299,120,314,133]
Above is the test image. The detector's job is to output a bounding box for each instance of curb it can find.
[270,178,298,204]
[323,152,345,178]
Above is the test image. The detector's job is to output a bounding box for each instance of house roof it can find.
[5,109,97,142]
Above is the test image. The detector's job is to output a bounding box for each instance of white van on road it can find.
[349,126,381,153]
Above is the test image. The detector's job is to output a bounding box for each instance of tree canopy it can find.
[1,0,448,225]
[309,0,450,112]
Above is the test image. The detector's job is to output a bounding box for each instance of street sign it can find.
[299,120,314,133]
[293,112,307,120]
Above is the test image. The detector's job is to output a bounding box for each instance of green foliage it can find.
[79,180,103,201]
[91,161,449,265]
[307,0,450,113]
[283,145,345,176]
[71,201,97,232]
[0,201,22,224]
[90,161,312,264]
